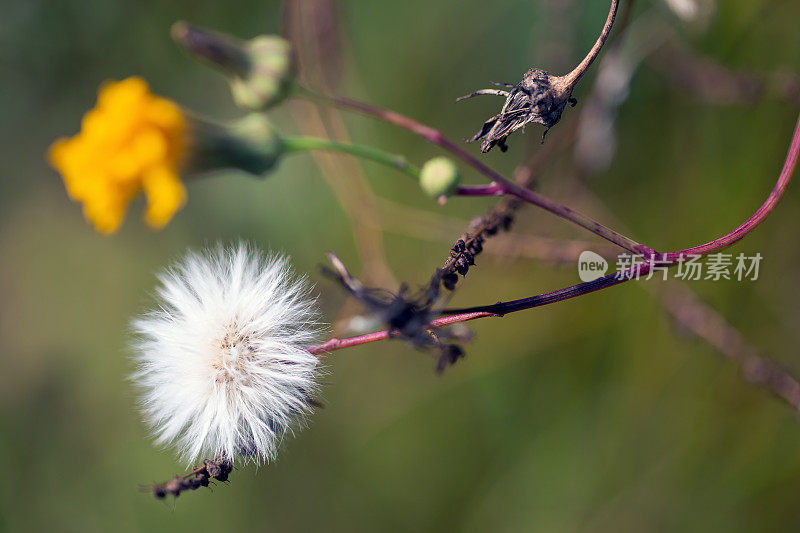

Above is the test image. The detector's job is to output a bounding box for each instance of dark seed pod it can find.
[442,273,459,291]
[188,472,210,489]
[204,459,231,482]
[455,257,470,275]
[215,459,233,482]
[205,460,223,480]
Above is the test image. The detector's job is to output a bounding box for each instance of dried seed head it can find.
[131,243,323,465]
[459,0,618,152]
[322,253,471,373]
[460,69,578,152]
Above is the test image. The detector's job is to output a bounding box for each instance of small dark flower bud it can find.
[205,460,222,479]
[455,257,470,276]
[468,240,483,254]
[442,273,459,291]
[206,458,234,482]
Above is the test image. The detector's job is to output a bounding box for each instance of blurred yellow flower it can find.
[48,77,187,234]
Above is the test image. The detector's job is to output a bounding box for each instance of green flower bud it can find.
[420,157,460,198]
[187,114,284,177]
[172,22,295,110]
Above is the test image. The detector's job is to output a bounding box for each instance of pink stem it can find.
[308,311,496,355]
[664,114,800,260]
[308,112,800,355]
[561,0,619,87]
[455,183,505,196]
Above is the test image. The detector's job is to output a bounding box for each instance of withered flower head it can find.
[459,69,578,152]
[322,253,469,373]
[459,0,619,152]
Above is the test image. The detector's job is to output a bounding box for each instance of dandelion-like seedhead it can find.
[131,243,323,464]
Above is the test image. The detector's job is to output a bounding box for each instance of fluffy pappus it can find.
[131,242,323,464]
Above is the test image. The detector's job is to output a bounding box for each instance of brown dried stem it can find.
[560,0,620,88]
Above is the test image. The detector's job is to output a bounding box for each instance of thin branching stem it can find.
[294,85,651,256]
[307,112,800,353]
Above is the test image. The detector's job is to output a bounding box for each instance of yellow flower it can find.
[48,77,188,234]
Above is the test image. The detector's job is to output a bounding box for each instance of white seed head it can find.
[131,242,323,464]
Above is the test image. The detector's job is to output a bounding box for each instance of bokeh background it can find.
[2,0,800,531]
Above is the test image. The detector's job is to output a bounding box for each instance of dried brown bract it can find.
[149,457,233,500]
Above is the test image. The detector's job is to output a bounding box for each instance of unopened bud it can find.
[172,22,294,110]
[420,157,460,198]
[188,114,283,176]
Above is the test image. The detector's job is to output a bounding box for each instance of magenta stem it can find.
[308,312,496,355]
[664,114,800,261]
[455,183,505,196]
[308,112,800,355]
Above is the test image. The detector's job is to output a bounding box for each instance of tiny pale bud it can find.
[420,157,460,198]
[230,36,294,110]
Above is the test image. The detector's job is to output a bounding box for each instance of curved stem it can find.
[308,111,800,355]
[450,112,800,314]
[282,136,420,181]
[294,86,649,256]
[664,114,800,260]
[561,0,620,87]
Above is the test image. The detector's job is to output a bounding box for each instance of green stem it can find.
[281,136,420,181]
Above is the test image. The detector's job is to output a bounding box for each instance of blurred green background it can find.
[2,0,800,531]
